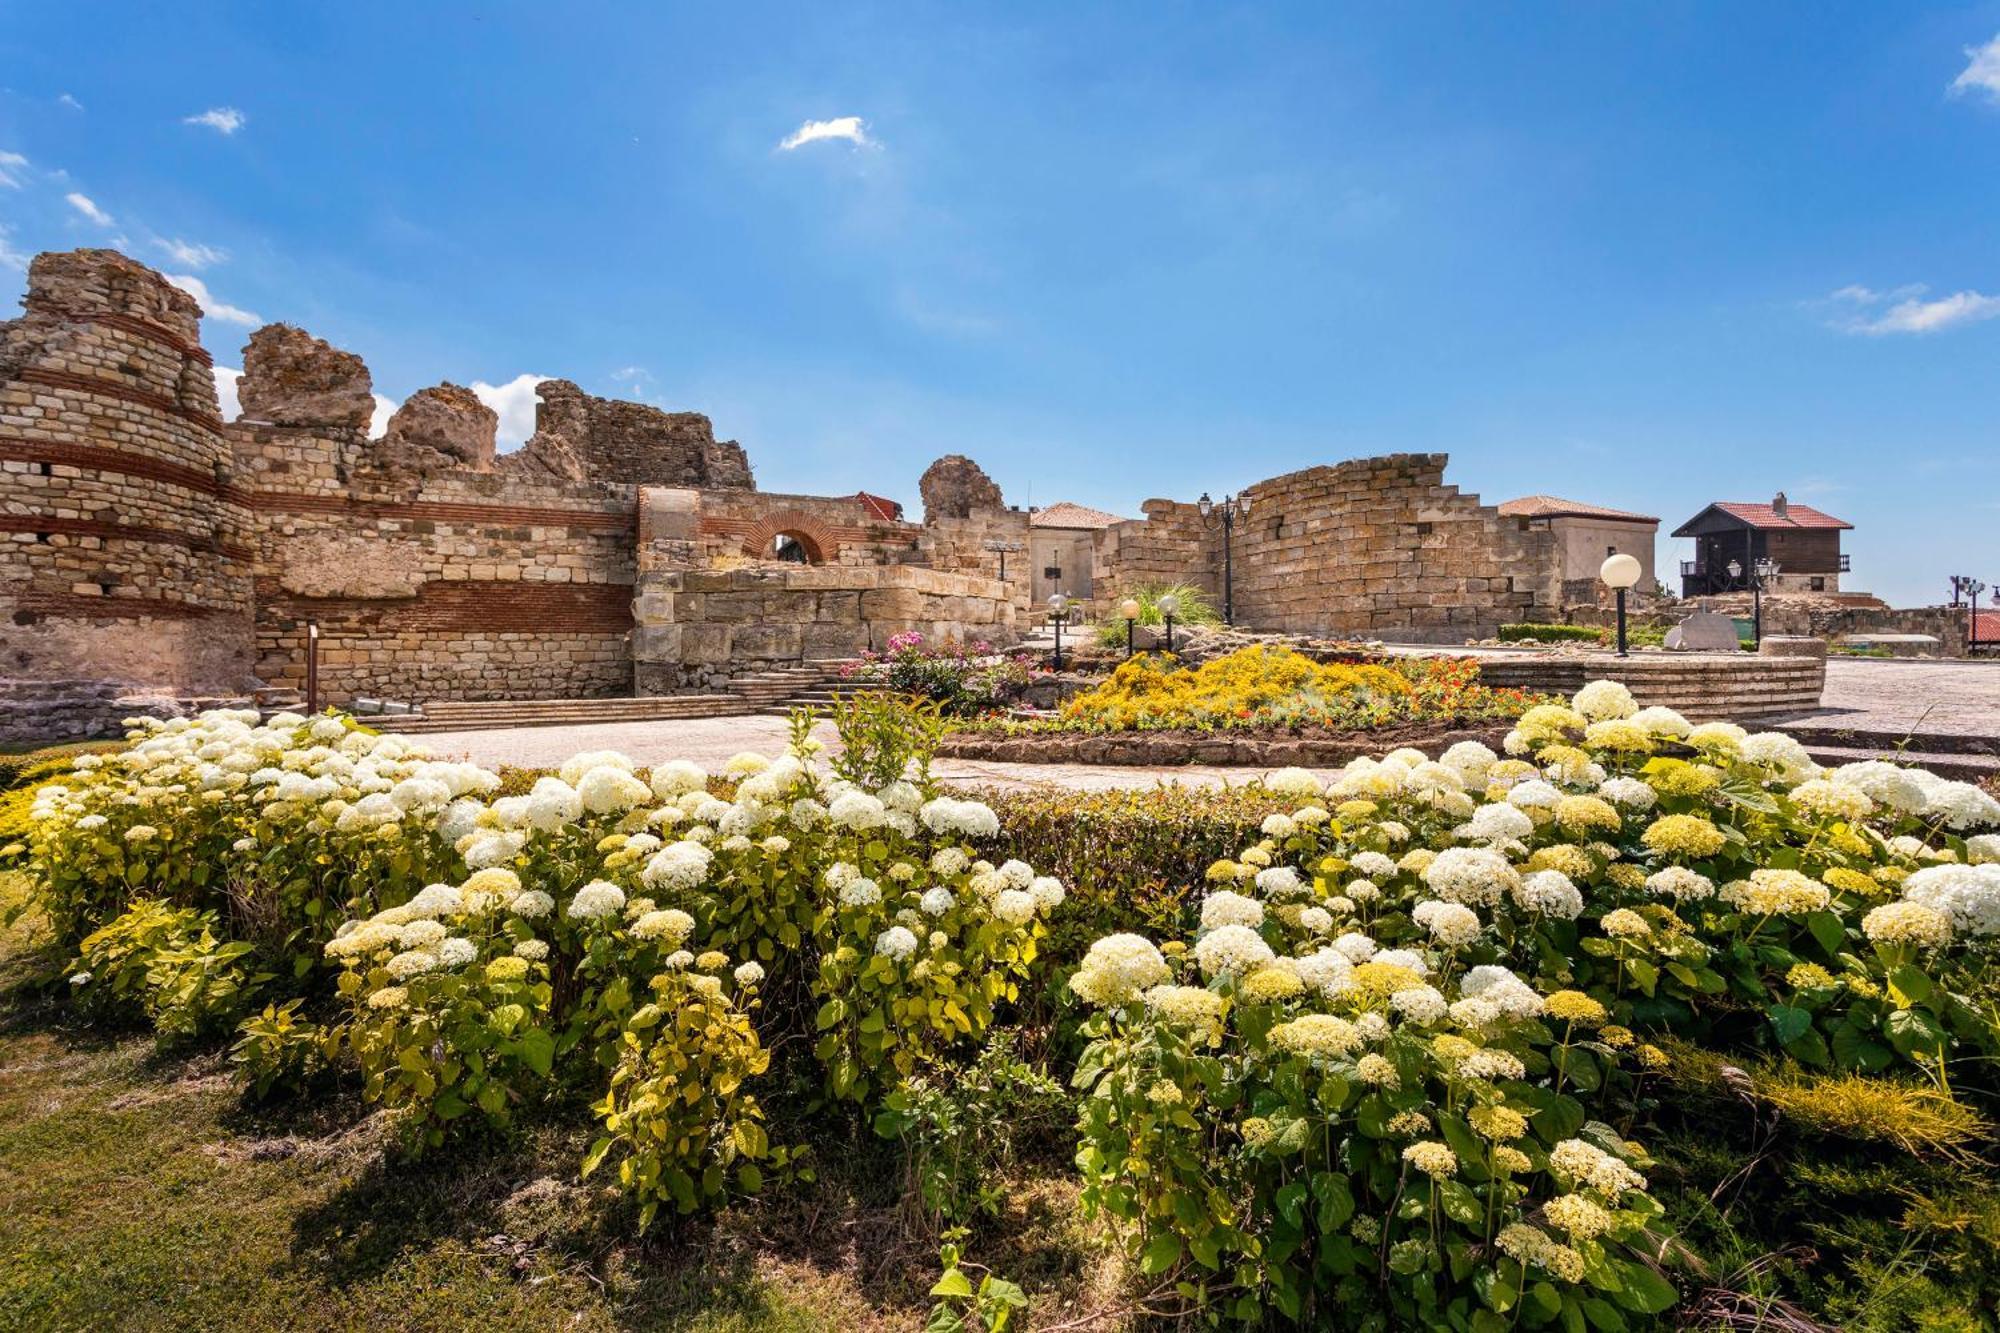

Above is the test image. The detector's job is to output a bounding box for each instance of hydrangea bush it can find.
[1071,678,1999,1325]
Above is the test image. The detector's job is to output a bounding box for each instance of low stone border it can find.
[937,722,1513,769]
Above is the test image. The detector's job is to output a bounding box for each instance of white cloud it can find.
[778,116,874,151]
[0,223,26,271]
[1828,283,2000,335]
[472,373,552,450]
[58,93,83,111]
[153,237,227,269]
[212,366,241,421]
[370,394,397,439]
[0,150,27,188]
[65,191,113,225]
[1950,33,2000,101]
[164,273,262,326]
[184,107,246,135]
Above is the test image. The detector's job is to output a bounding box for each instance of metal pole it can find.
[1164,614,1175,655]
[1973,587,1981,653]
[1126,617,1135,658]
[1052,610,1063,672]
[1222,509,1234,625]
[1615,588,1629,658]
[1752,579,1762,649]
[306,619,320,714]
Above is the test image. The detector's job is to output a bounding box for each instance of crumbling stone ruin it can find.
[919,453,1005,519]
[502,378,752,488]
[1,246,1571,742]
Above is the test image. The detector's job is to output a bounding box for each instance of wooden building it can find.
[1672,492,1852,596]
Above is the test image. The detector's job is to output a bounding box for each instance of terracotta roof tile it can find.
[1029,501,1128,529]
[1497,494,1659,523]
[1709,502,1852,531]
[853,491,904,521]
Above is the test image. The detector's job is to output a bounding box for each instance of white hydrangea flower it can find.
[1572,679,1638,722]
[641,841,713,891]
[567,880,627,921]
[875,925,919,960]
[1193,923,1276,978]
[829,790,887,831]
[992,889,1037,926]
[920,887,955,916]
[1423,846,1519,907]
[1412,899,1482,947]
[1597,777,1657,811]
[839,877,883,908]
[1200,890,1266,931]
[1255,865,1307,899]
[1512,870,1584,919]
[577,765,652,814]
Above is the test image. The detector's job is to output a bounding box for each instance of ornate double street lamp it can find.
[1599,553,1642,657]
[1157,592,1181,654]
[1197,491,1252,625]
[1048,593,1069,672]
[1953,575,1988,650]
[1119,597,1141,658]
[1727,556,1779,648]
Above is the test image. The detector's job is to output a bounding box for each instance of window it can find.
[1810,577,1825,592]
[1606,545,1618,557]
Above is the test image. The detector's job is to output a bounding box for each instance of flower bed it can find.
[938,718,1514,767]
[5,679,2000,1328]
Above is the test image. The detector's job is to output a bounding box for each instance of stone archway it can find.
[743,510,838,564]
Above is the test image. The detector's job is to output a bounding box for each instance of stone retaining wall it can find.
[938,722,1513,768]
[1471,652,1824,720]
[632,565,1016,693]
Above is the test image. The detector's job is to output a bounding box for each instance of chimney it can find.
[1771,490,1788,517]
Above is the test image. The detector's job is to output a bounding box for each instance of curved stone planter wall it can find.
[1468,652,1823,720]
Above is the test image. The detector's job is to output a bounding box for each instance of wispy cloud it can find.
[153,237,227,269]
[65,191,112,225]
[1950,33,2000,102]
[212,366,241,421]
[1824,283,2000,335]
[778,116,874,151]
[58,92,83,112]
[0,150,26,189]
[164,273,262,326]
[184,107,246,135]
[370,394,397,439]
[472,373,553,450]
[0,223,27,271]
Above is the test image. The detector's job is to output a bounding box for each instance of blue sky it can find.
[3,2,1998,606]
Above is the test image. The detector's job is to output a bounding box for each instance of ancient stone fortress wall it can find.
[0,251,257,701]
[632,565,1016,694]
[205,320,648,704]
[1093,455,1561,641]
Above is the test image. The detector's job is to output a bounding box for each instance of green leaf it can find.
[1805,912,1846,957]
[514,1027,555,1077]
[1885,1007,1945,1060]
[1623,958,1658,997]
[580,1136,613,1178]
[1830,1022,1892,1073]
[1616,1263,1678,1315]
[1887,964,1933,1007]
[1766,1004,1812,1047]
[1437,1179,1484,1226]
[1139,1233,1182,1275]
[929,1268,975,1299]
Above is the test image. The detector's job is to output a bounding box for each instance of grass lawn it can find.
[0,873,1120,1332]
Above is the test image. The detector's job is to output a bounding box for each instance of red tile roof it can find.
[1029,501,1128,529]
[853,491,904,521]
[1972,609,2000,644]
[1708,501,1851,531]
[1497,494,1659,523]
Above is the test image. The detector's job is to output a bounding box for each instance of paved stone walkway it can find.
[1789,657,2000,738]
[408,656,2000,789]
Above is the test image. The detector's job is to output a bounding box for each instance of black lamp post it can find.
[1157,592,1180,655]
[305,618,321,714]
[1599,553,1641,657]
[1955,576,1988,651]
[1048,593,1068,672]
[1119,597,1141,658]
[1196,491,1252,625]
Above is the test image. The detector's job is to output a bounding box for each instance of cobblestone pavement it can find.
[1789,657,2000,738]
[416,715,1267,792]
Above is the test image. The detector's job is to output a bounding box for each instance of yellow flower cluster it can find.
[1641,814,1727,858]
[1059,645,1412,730]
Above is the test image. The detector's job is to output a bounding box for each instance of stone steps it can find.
[373,694,751,734]
[1796,743,2000,783]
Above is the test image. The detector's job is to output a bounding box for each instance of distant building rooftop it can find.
[853,491,904,521]
[1672,494,1852,536]
[1497,494,1659,523]
[1029,501,1128,529]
